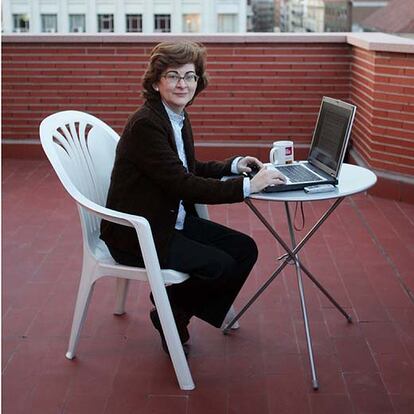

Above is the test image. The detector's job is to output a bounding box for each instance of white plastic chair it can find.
[39,110,238,391]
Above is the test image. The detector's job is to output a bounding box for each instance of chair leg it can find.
[114,278,130,316]
[150,283,195,390]
[66,276,95,360]
[156,300,195,390]
[221,305,240,330]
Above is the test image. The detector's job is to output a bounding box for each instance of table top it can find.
[249,163,377,202]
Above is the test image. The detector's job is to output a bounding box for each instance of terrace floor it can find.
[2,159,414,414]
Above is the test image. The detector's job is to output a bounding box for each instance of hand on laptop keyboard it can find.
[237,156,263,176]
[250,167,286,193]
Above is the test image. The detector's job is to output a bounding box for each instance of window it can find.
[247,15,253,32]
[182,14,200,33]
[41,14,57,33]
[98,14,114,32]
[217,14,238,32]
[69,14,86,32]
[126,14,142,32]
[13,14,30,32]
[154,14,171,32]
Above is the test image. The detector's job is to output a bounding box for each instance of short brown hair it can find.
[142,41,208,105]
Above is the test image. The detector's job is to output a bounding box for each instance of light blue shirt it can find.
[231,157,251,196]
[162,102,250,231]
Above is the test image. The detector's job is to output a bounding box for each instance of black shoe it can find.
[150,308,190,356]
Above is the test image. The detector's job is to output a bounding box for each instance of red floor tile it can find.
[360,321,407,355]
[3,160,414,414]
[344,371,388,394]
[303,354,347,394]
[309,394,354,414]
[227,392,268,414]
[333,336,379,373]
[390,394,414,414]
[374,353,414,394]
[63,392,109,414]
[351,392,394,414]
[187,390,227,414]
[23,372,72,414]
[143,395,189,414]
[262,352,304,375]
[266,373,311,414]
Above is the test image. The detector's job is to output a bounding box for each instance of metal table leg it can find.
[223,197,353,390]
[284,202,319,390]
[224,197,351,331]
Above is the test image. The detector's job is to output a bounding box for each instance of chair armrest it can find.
[76,192,147,230]
[75,193,163,276]
[72,189,157,256]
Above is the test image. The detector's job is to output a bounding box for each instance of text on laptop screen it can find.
[309,101,352,172]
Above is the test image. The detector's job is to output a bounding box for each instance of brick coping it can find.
[347,33,414,54]
[3,32,414,53]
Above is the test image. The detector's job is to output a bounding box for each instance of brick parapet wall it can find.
[350,47,414,177]
[2,33,414,201]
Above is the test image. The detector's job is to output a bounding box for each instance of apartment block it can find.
[280,0,387,32]
[280,0,306,32]
[2,0,248,34]
[304,0,351,32]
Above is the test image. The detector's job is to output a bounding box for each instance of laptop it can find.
[263,96,356,193]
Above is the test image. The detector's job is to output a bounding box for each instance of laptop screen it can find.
[308,97,356,177]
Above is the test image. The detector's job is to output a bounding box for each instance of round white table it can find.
[250,163,377,202]
[223,163,377,390]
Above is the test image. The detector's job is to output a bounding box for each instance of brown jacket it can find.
[100,97,245,264]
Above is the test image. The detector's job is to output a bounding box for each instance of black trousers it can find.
[107,215,258,328]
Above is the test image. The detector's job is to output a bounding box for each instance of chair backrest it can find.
[40,111,119,249]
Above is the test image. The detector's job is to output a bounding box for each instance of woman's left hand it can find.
[237,156,264,174]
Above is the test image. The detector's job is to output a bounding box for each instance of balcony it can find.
[2,34,414,413]
[2,33,414,202]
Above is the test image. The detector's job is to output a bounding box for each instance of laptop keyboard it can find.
[276,164,324,183]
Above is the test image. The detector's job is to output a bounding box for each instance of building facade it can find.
[2,0,248,34]
[280,0,306,32]
[304,0,324,32]
[273,0,282,31]
[280,0,386,32]
[324,0,351,32]
[303,0,351,32]
[252,0,275,32]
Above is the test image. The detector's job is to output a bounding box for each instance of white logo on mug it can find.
[270,141,294,165]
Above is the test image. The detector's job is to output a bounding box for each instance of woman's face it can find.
[155,63,198,114]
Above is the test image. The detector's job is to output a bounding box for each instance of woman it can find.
[100,41,285,355]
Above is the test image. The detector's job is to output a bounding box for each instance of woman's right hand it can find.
[250,167,286,193]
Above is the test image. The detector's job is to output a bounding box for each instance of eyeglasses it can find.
[162,71,199,86]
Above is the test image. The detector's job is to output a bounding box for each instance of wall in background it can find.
[2,33,414,201]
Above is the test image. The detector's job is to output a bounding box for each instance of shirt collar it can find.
[162,101,185,125]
